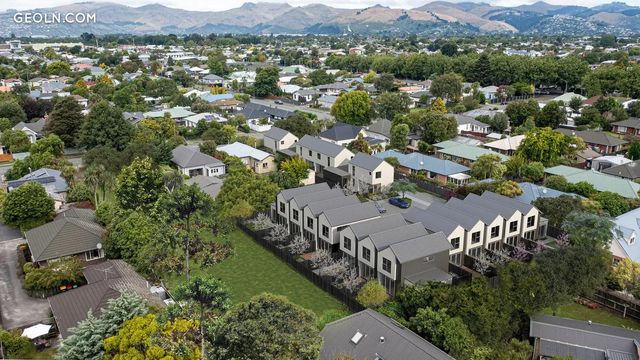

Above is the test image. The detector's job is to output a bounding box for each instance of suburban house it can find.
[143,107,195,123]
[454,114,491,135]
[375,149,471,186]
[347,153,394,193]
[320,309,455,360]
[200,74,224,86]
[529,315,640,360]
[556,128,628,155]
[365,119,393,142]
[7,168,68,208]
[239,102,294,122]
[295,135,354,175]
[319,122,366,146]
[48,260,166,338]
[13,118,46,144]
[182,113,227,128]
[479,85,499,101]
[611,207,640,264]
[483,135,525,156]
[590,155,632,172]
[434,140,510,165]
[611,117,640,137]
[601,160,640,180]
[171,145,226,177]
[293,88,320,103]
[545,165,640,199]
[404,191,545,266]
[317,94,338,109]
[217,142,276,174]
[263,126,299,153]
[514,182,579,204]
[25,208,106,266]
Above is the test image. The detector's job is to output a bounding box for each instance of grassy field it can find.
[164,229,347,316]
[541,302,640,330]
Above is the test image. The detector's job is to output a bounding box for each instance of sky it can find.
[3,0,640,11]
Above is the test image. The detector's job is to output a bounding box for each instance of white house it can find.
[348,153,394,193]
[171,145,225,177]
[263,127,299,153]
[295,135,354,175]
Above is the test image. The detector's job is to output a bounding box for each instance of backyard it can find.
[541,301,640,330]
[164,229,347,316]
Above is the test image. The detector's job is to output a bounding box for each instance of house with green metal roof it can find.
[545,165,640,199]
[433,141,509,165]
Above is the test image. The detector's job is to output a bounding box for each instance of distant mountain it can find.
[1,1,640,37]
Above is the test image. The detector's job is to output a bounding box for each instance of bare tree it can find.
[339,268,364,293]
[556,232,570,248]
[473,251,492,275]
[321,257,349,277]
[512,241,530,261]
[310,249,334,269]
[265,224,289,244]
[491,248,511,266]
[289,235,310,255]
[248,213,275,231]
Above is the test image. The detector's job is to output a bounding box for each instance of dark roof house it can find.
[320,309,455,360]
[319,122,364,143]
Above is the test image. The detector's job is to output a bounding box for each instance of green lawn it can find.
[541,302,640,330]
[164,229,347,316]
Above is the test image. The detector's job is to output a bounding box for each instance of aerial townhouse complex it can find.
[273,185,547,295]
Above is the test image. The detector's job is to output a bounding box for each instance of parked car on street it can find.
[388,197,410,209]
[274,100,284,104]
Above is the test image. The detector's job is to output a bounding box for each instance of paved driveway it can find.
[0,223,21,242]
[0,238,50,329]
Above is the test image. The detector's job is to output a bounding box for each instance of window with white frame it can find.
[86,249,102,261]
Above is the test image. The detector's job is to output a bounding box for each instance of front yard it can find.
[541,302,640,330]
[164,229,347,316]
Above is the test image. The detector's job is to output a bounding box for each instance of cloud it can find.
[3,0,640,11]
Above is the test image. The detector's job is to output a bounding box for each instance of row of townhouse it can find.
[273,184,452,295]
[404,191,547,266]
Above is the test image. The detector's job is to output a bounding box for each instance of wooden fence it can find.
[237,222,366,313]
[587,289,640,321]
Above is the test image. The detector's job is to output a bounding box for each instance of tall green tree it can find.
[174,276,231,358]
[505,99,540,127]
[413,110,457,144]
[308,69,334,86]
[254,66,280,98]
[114,157,164,211]
[78,101,135,151]
[44,96,84,147]
[516,127,584,166]
[374,92,411,120]
[0,99,27,124]
[390,123,410,150]
[536,101,566,128]
[211,293,321,360]
[3,182,54,230]
[331,90,372,126]
[471,154,507,180]
[430,73,463,103]
[274,114,318,138]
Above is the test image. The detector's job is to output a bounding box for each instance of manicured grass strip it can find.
[541,302,640,330]
[165,229,347,316]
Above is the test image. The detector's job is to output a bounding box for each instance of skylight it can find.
[351,331,364,344]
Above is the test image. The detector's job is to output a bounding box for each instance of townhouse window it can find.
[279,202,285,213]
[491,226,500,238]
[263,162,269,168]
[352,166,356,176]
[322,225,329,238]
[307,217,313,228]
[317,153,321,160]
[375,171,382,179]
[450,237,460,249]
[471,231,481,244]
[280,140,285,145]
[382,258,392,272]
[362,247,371,261]
[292,209,299,221]
[343,237,352,251]
[527,215,535,227]
[327,157,331,166]
[509,220,518,232]
[468,247,481,257]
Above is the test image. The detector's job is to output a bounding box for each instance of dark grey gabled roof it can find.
[240,102,294,120]
[263,126,294,141]
[320,309,455,360]
[367,223,429,250]
[321,201,380,227]
[366,119,393,138]
[445,197,503,224]
[13,118,46,134]
[530,315,640,360]
[279,183,330,202]
[388,231,452,264]
[403,207,462,235]
[349,152,386,171]
[171,145,224,169]
[306,195,360,216]
[291,189,346,209]
[602,161,640,180]
[612,117,640,130]
[319,122,363,141]
[26,211,105,262]
[297,135,352,158]
[423,202,483,231]
[348,214,407,240]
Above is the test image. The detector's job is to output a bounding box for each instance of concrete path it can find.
[0,238,50,329]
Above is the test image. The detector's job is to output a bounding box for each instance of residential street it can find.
[0,237,50,329]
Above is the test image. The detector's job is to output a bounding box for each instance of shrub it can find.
[23,257,85,293]
[67,183,93,203]
[356,280,389,308]
[0,329,35,358]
